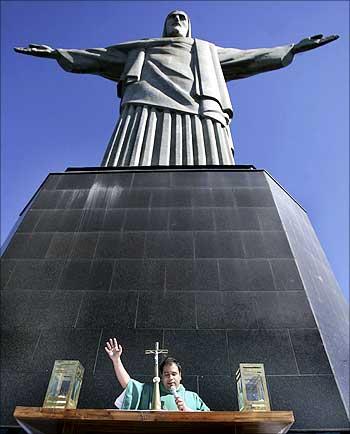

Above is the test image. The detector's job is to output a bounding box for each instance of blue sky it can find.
[1,1,349,299]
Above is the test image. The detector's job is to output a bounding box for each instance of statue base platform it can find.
[1,166,348,431]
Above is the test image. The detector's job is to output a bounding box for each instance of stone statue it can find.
[15,10,338,167]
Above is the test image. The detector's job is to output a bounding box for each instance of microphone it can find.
[169,385,180,399]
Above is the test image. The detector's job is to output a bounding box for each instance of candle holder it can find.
[43,360,84,409]
[236,363,271,411]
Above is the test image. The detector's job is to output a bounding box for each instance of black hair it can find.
[159,357,182,375]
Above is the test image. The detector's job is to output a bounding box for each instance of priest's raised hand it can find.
[105,337,130,389]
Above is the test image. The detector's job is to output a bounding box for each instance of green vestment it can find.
[120,379,210,411]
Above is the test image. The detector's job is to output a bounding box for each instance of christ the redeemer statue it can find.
[15,10,338,167]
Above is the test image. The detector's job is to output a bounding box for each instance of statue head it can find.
[162,10,191,38]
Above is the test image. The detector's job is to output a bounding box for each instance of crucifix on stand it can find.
[145,342,168,410]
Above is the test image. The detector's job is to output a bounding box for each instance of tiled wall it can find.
[1,169,348,430]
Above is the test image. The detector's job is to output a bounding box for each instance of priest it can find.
[104,338,210,411]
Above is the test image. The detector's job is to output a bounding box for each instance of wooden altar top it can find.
[14,406,294,434]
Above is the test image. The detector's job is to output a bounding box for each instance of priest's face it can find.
[165,12,189,37]
[161,362,182,390]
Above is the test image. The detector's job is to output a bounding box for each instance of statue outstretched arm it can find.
[291,34,339,54]
[218,34,339,81]
[14,43,128,82]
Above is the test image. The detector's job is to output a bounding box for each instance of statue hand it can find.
[292,34,339,54]
[14,44,58,59]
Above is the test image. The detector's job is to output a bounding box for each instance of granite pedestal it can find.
[1,167,348,432]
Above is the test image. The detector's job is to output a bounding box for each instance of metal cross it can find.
[145,342,168,374]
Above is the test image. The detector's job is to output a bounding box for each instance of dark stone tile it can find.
[2,234,30,259]
[246,171,268,187]
[23,233,53,258]
[196,292,258,329]
[219,259,275,291]
[151,189,191,207]
[96,329,164,374]
[148,208,169,231]
[242,231,293,258]
[169,208,214,231]
[214,208,260,230]
[256,207,283,230]
[234,187,274,207]
[85,186,111,209]
[119,232,145,258]
[124,209,150,231]
[255,291,317,328]
[191,189,214,207]
[55,190,78,209]
[133,172,170,188]
[1,290,51,327]
[78,372,123,408]
[164,330,229,375]
[111,260,165,291]
[95,233,122,258]
[16,210,42,233]
[69,233,98,259]
[208,171,249,188]
[34,210,83,232]
[103,209,125,231]
[195,232,244,258]
[57,260,91,290]
[198,376,236,410]
[0,259,17,289]
[267,375,349,429]
[6,260,63,290]
[1,370,48,425]
[171,172,209,188]
[87,260,114,291]
[34,210,62,231]
[3,233,53,259]
[80,209,106,232]
[146,232,193,258]
[137,292,196,329]
[32,328,101,372]
[109,190,150,208]
[289,329,332,374]
[192,209,215,231]
[55,173,96,190]
[270,259,304,290]
[169,208,193,231]
[44,291,83,328]
[45,233,74,259]
[227,330,298,375]
[76,291,137,328]
[95,172,133,188]
[31,190,62,209]
[212,189,235,207]
[1,327,41,371]
[60,189,89,209]
[43,173,61,190]
[166,260,219,291]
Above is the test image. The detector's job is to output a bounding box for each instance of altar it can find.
[14,407,294,434]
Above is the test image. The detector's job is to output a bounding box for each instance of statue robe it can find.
[115,379,210,411]
[56,37,294,166]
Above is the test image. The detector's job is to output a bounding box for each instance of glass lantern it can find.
[43,360,84,409]
[235,363,271,411]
